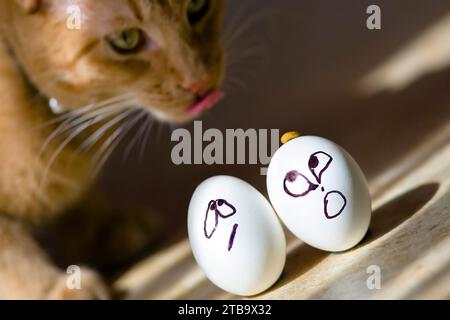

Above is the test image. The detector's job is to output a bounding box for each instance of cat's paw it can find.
[47,267,109,300]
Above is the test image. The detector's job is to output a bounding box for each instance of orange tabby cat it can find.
[0,0,224,299]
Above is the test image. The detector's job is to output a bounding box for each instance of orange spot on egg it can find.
[281,131,301,145]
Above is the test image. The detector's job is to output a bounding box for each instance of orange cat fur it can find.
[0,0,224,299]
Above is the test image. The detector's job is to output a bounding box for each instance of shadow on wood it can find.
[357,183,440,249]
[308,183,446,299]
[258,242,328,296]
[261,183,440,296]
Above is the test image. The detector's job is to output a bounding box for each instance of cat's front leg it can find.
[0,215,109,299]
[35,186,163,270]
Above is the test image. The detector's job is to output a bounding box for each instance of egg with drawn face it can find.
[267,136,372,252]
[188,176,286,296]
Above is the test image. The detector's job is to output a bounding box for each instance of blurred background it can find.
[90,0,450,298]
[100,0,450,248]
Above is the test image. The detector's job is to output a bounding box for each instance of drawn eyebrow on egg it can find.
[283,151,347,220]
[309,151,333,184]
[203,199,238,251]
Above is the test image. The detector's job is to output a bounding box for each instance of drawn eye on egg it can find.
[283,151,347,220]
[204,199,239,251]
[309,151,333,184]
[283,171,318,197]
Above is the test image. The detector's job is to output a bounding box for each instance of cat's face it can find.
[9,0,225,123]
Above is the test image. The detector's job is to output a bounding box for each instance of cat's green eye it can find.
[187,0,210,24]
[106,28,144,54]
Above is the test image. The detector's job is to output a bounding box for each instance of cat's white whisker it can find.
[35,94,131,130]
[75,108,135,155]
[226,45,266,69]
[39,104,132,188]
[155,120,165,146]
[222,6,278,97]
[37,101,131,162]
[223,11,269,52]
[139,116,155,162]
[40,121,93,189]
[92,111,147,177]
[221,2,252,46]
[123,112,149,161]
[49,105,124,141]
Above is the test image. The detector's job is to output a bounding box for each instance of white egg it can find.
[188,176,286,296]
[267,136,372,252]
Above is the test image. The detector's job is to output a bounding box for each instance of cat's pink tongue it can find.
[187,90,225,115]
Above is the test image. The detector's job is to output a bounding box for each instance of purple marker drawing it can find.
[203,199,238,251]
[204,200,219,239]
[228,224,239,251]
[324,191,347,219]
[309,151,333,184]
[284,170,318,198]
[283,151,347,220]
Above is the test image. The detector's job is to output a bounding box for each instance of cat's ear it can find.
[15,0,40,13]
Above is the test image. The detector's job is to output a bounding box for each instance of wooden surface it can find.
[114,124,450,300]
[108,1,450,300]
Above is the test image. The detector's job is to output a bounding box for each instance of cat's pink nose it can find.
[182,77,211,95]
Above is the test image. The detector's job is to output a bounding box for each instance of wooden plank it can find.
[115,125,450,299]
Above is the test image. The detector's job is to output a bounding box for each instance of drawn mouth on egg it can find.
[204,199,239,251]
[283,151,347,219]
